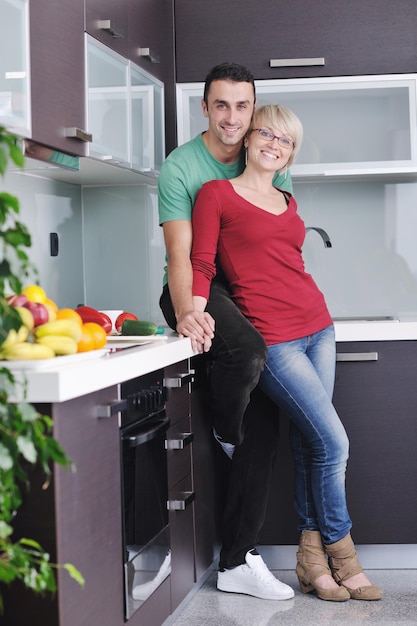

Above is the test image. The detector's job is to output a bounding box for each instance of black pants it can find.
[160,278,280,567]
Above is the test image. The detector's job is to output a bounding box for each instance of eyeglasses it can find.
[252,128,295,149]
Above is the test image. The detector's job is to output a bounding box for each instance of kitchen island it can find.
[3,323,417,625]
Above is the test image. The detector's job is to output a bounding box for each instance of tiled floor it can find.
[167,569,417,625]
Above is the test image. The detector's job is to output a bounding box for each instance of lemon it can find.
[22,284,47,303]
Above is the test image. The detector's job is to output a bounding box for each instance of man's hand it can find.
[176,309,215,353]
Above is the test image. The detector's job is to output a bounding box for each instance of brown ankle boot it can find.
[296,530,350,601]
[326,533,383,600]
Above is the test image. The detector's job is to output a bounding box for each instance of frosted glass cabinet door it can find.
[130,64,165,174]
[0,0,30,137]
[86,37,129,165]
[177,75,417,177]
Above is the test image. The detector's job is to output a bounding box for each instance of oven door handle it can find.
[123,415,170,447]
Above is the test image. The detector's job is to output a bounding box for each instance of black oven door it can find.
[121,408,170,619]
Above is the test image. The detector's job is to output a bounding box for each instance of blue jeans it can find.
[259,325,352,545]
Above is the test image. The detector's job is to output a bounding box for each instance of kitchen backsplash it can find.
[295,178,417,320]
[1,169,85,308]
[2,168,417,324]
[82,183,166,325]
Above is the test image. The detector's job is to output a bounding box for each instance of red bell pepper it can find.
[76,306,112,334]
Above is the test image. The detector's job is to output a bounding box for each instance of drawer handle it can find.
[65,127,93,143]
[163,371,194,388]
[269,57,325,68]
[96,399,127,418]
[165,432,194,450]
[336,352,378,362]
[167,491,195,511]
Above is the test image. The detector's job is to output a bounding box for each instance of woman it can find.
[190,104,382,602]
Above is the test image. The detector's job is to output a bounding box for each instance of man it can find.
[159,63,294,600]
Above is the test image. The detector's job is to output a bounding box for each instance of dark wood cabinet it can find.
[164,361,196,610]
[333,340,417,544]
[190,356,224,580]
[29,0,88,155]
[85,0,129,56]
[260,340,417,546]
[128,0,176,155]
[174,0,417,82]
[3,386,124,626]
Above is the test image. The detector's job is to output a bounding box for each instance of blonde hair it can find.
[252,104,303,167]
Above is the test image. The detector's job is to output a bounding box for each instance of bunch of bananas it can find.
[34,319,82,355]
[0,319,83,360]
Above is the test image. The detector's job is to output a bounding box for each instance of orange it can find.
[56,308,83,327]
[77,322,107,352]
[77,325,96,353]
[22,284,47,303]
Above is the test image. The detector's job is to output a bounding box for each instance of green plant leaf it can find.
[9,143,24,168]
[16,436,37,464]
[63,563,85,586]
[0,443,13,471]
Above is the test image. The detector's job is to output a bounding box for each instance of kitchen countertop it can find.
[6,333,195,404]
[5,321,417,404]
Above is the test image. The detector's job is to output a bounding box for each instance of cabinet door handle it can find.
[165,432,194,450]
[96,399,127,418]
[336,352,378,362]
[163,371,195,388]
[269,57,325,68]
[98,19,124,38]
[167,491,195,511]
[65,127,93,143]
[138,47,160,64]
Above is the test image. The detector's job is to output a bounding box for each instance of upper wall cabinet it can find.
[177,75,417,178]
[30,0,89,156]
[174,0,417,82]
[86,37,165,174]
[0,0,31,137]
[85,0,129,57]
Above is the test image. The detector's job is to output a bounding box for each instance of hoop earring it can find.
[245,148,248,166]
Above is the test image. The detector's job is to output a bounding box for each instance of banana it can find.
[36,334,78,356]
[0,326,29,350]
[35,319,82,342]
[2,341,55,360]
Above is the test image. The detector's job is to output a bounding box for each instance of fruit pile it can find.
[1,285,109,360]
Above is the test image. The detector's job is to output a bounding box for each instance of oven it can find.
[119,370,170,620]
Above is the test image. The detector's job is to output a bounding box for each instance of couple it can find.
[159,62,382,602]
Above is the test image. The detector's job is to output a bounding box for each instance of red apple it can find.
[23,301,49,327]
[7,293,29,307]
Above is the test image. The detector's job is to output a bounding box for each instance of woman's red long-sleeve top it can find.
[191,179,332,346]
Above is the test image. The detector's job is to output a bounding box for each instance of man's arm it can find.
[163,219,215,352]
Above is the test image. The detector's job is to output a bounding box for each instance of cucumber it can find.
[120,319,158,336]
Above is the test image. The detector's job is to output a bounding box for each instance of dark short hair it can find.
[203,62,256,105]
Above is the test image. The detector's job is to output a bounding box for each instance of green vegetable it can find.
[121,319,158,336]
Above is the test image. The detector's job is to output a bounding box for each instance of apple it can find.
[7,293,29,307]
[23,301,49,327]
[15,306,35,332]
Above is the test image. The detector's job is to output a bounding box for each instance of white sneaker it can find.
[213,427,235,459]
[217,549,294,600]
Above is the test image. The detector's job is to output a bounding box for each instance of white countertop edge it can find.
[7,322,417,403]
[334,320,417,342]
[10,335,195,403]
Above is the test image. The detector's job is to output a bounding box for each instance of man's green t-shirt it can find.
[158,133,293,285]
